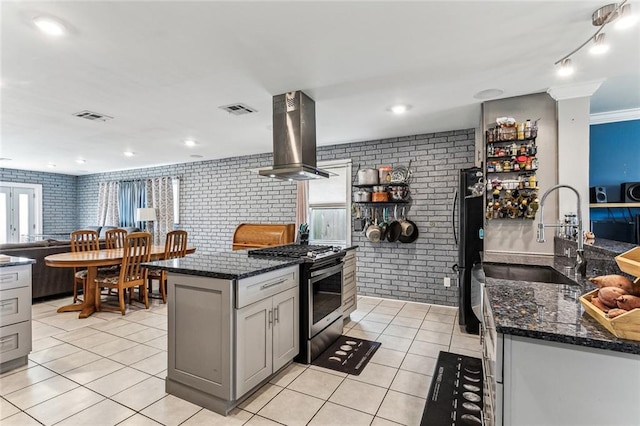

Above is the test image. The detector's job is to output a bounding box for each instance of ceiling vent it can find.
[73,110,114,122]
[219,103,257,115]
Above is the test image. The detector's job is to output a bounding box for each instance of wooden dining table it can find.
[45,245,196,318]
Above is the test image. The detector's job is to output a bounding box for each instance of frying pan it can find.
[378,208,389,242]
[398,207,419,243]
[386,205,402,242]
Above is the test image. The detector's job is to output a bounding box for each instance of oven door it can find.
[308,261,343,337]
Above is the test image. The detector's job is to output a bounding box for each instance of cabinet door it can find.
[272,287,299,372]
[235,297,273,398]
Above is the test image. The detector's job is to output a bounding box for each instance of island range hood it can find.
[259,91,329,180]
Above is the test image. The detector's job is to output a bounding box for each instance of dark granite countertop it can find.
[484,257,640,355]
[0,256,36,267]
[143,252,302,280]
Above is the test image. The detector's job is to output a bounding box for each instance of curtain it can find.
[146,177,174,246]
[119,180,146,227]
[97,181,120,226]
[296,180,309,233]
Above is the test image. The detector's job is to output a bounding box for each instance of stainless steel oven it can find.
[248,244,345,364]
[303,258,343,362]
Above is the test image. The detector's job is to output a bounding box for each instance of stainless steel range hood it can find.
[259,91,329,180]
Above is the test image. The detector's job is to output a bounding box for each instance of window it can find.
[0,182,43,243]
[308,160,352,246]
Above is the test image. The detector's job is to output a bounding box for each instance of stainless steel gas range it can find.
[249,244,345,363]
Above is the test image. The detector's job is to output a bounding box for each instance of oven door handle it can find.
[309,262,343,281]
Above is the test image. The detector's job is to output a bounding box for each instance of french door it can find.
[0,183,41,244]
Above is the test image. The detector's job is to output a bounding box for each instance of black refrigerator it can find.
[455,167,484,333]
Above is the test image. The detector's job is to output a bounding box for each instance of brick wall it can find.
[0,168,78,235]
[2,128,474,305]
[319,129,475,305]
[76,128,475,306]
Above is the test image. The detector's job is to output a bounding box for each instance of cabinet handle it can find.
[274,306,279,323]
[268,309,273,328]
[260,278,287,291]
[0,273,18,283]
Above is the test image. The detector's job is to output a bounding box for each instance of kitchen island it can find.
[144,252,303,416]
[482,251,640,426]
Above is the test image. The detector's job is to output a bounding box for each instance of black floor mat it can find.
[311,336,381,375]
[421,351,484,426]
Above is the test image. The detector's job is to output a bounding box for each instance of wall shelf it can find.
[589,203,640,208]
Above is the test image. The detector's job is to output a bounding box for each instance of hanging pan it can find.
[398,207,419,243]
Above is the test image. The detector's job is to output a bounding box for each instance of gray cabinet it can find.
[235,282,298,398]
[0,264,32,373]
[165,265,299,416]
[342,250,357,317]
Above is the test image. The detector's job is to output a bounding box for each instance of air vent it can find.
[73,110,114,122]
[219,103,257,115]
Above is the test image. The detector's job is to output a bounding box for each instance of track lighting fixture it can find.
[555,1,636,76]
[589,33,609,54]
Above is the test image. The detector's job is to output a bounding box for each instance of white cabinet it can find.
[235,285,298,398]
[0,263,33,373]
[342,250,357,317]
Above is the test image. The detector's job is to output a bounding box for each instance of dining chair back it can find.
[70,230,100,303]
[105,228,127,249]
[95,232,151,315]
[147,230,188,303]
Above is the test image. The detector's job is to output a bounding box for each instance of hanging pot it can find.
[353,191,371,202]
[386,205,402,242]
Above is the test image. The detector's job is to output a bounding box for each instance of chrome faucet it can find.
[536,184,586,277]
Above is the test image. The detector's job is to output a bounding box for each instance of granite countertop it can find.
[484,257,640,355]
[0,256,36,267]
[143,251,303,280]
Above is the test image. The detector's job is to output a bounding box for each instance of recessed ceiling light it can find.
[288,178,294,182]
[390,104,410,114]
[184,139,197,147]
[270,174,276,178]
[474,88,504,100]
[189,154,203,158]
[47,163,56,168]
[33,16,66,36]
[123,151,135,157]
[75,159,86,164]
[0,157,11,161]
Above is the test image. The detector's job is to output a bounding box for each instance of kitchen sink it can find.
[482,262,576,285]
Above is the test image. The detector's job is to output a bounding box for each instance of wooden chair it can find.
[104,228,127,249]
[147,230,188,303]
[94,232,151,315]
[70,230,100,303]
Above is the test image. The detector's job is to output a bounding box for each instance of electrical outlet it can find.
[444,277,451,287]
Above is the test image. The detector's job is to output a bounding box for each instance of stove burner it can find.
[463,384,481,392]
[249,244,337,259]
[462,402,482,413]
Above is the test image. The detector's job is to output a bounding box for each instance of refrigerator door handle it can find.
[452,189,458,245]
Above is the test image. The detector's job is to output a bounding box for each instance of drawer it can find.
[0,265,31,291]
[342,287,356,308]
[0,286,31,327]
[343,252,356,270]
[343,266,356,284]
[0,320,32,364]
[236,266,298,309]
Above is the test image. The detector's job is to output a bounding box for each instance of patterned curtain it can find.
[146,177,174,246]
[97,181,120,226]
[119,180,146,227]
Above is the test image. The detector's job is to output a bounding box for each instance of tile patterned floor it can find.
[0,295,481,426]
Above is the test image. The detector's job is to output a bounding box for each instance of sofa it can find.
[0,226,140,300]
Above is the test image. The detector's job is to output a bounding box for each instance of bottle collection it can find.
[485,116,540,220]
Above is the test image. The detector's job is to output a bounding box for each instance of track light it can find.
[554,1,634,77]
[615,4,638,29]
[558,59,574,77]
[590,33,609,54]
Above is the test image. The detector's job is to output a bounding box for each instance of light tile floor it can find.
[0,295,481,426]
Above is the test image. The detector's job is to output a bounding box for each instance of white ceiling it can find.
[2,1,639,176]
